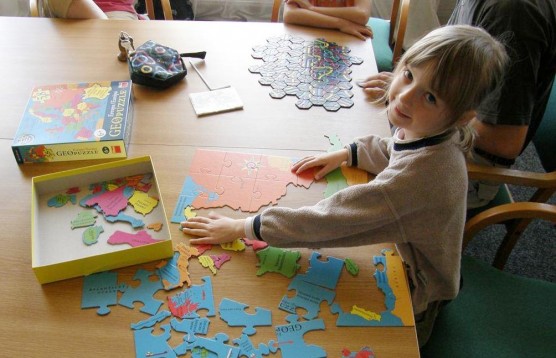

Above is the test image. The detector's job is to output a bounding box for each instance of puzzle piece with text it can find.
[167,276,215,319]
[81,271,127,315]
[219,298,272,335]
[119,269,165,315]
[273,315,326,358]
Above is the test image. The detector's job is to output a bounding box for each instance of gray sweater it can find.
[246,130,467,315]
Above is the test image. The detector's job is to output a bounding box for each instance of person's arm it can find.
[182,212,245,245]
[285,0,371,25]
[66,0,108,19]
[283,4,372,40]
[470,119,528,160]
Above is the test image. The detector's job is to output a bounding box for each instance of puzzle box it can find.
[31,156,173,284]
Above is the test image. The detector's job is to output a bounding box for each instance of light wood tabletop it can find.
[0,17,419,357]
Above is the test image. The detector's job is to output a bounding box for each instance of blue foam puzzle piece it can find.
[233,334,278,358]
[168,276,215,319]
[131,310,172,330]
[133,324,177,358]
[330,303,402,327]
[81,271,127,315]
[175,333,240,358]
[219,298,272,335]
[274,315,326,357]
[157,251,182,291]
[279,275,336,319]
[104,211,145,228]
[119,269,164,315]
[296,251,344,289]
[170,317,210,343]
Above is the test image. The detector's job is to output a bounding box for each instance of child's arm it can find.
[291,149,349,180]
[285,0,371,26]
[181,212,245,245]
[283,4,372,40]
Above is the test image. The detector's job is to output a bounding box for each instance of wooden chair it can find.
[29,0,174,20]
[466,77,556,269]
[271,0,281,22]
[367,0,410,71]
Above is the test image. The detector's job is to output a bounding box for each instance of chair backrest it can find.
[390,0,410,66]
[145,0,174,20]
[271,0,282,22]
[532,77,556,172]
[29,0,42,17]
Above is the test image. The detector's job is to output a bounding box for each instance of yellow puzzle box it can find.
[31,156,173,284]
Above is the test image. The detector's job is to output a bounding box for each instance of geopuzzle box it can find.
[31,156,173,284]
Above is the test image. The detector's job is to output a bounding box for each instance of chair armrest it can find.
[467,162,556,189]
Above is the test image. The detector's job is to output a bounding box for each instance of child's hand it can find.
[338,20,373,40]
[181,212,245,245]
[292,149,349,180]
[357,72,393,100]
[285,0,313,10]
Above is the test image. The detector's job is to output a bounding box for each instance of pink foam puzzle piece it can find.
[190,173,221,208]
[210,253,231,269]
[189,149,227,175]
[220,152,262,179]
[249,179,292,211]
[243,238,269,251]
[83,185,133,216]
[107,230,161,247]
[212,175,256,211]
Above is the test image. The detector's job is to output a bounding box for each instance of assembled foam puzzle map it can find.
[171,149,315,223]
[249,35,363,111]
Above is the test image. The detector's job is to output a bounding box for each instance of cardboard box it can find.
[12,81,133,164]
[31,156,173,284]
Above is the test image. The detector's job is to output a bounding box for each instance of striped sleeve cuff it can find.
[244,215,264,241]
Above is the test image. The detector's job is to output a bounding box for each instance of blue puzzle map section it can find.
[249,35,363,111]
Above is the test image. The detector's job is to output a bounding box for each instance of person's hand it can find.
[285,0,313,10]
[292,149,349,180]
[357,72,393,100]
[338,20,373,40]
[181,212,245,245]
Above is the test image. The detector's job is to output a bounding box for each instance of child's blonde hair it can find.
[391,25,508,152]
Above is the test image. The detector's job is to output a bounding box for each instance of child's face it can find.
[388,63,452,139]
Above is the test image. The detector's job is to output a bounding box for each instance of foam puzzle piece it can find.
[133,324,177,358]
[108,229,161,247]
[344,258,359,276]
[192,244,212,255]
[129,190,159,216]
[157,244,199,291]
[184,206,197,220]
[119,269,165,315]
[104,211,145,228]
[70,210,97,229]
[296,251,344,289]
[174,333,241,358]
[148,222,163,231]
[210,253,231,269]
[279,275,336,319]
[242,238,268,251]
[324,135,368,197]
[83,185,134,216]
[219,298,272,336]
[274,314,326,358]
[170,316,210,343]
[350,305,381,322]
[81,271,127,315]
[131,310,172,330]
[47,193,76,207]
[167,276,215,319]
[233,334,278,358]
[220,238,246,252]
[66,186,80,194]
[256,246,301,278]
[341,346,375,358]
[198,255,217,275]
[82,225,104,246]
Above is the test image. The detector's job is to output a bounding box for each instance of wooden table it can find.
[0,17,419,357]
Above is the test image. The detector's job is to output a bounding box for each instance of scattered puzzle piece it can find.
[210,253,231,269]
[350,305,381,322]
[71,211,97,229]
[108,230,161,247]
[119,269,164,315]
[185,333,240,358]
[82,225,104,245]
[47,193,76,207]
[279,275,336,319]
[341,346,376,358]
[147,222,163,231]
[273,315,326,358]
[233,334,278,358]
[219,298,272,336]
[167,276,215,319]
[104,211,145,228]
[129,190,159,216]
[256,246,301,278]
[297,251,344,289]
[198,255,217,275]
[157,252,184,290]
[243,238,268,251]
[81,271,127,315]
[131,310,172,330]
[170,316,210,343]
[83,185,134,216]
[344,258,359,276]
[184,206,197,220]
[220,238,246,252]
[133,324,177,358]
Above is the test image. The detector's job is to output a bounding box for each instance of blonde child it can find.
[283,0,372,40]
[182,25,508,345]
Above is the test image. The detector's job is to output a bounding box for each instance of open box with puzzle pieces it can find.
[31,156,173,284]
